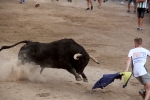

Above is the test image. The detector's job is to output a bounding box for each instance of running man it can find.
[127,0,137,13]
[125,38,150,100]
[136,0,147,31]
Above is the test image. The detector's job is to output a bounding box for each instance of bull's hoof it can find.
[83,78,88,82]
[76,77,82,81]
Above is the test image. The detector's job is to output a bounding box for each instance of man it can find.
[136,0,147,31]
[125,38,150,100]
[127,0,137,13]
[86,0,93,10]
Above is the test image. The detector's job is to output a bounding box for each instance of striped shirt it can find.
[137,0,147,8]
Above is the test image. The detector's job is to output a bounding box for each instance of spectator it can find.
[127,0,137,13]
[136,0,147,31]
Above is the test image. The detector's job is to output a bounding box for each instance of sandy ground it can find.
[0,0,150,100]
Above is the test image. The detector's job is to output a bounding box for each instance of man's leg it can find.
[138,18,140,28]
[134,4,137,13]
[98,0,102,7]
[127,3,131,12]
[139,18,143,28]
[89,0,93,10]
[86,0,90,10]
[144,82,150,100]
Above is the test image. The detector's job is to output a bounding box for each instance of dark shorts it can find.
[128,0,136,4]
[137,8,146,18]
[136,73,150,85]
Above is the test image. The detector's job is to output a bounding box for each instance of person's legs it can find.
[128,3,131,11]
[86,0,90,10]
[89,0,93,10]
[98,0,102,7]
[35,0,40,7]
[134,0,137,13]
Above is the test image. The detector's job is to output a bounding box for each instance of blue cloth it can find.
[92,72,122,90]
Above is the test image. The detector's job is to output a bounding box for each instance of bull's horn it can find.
[89,55,100,64]
[74,53,82,60]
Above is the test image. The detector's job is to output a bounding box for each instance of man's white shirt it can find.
[128,47,150,77]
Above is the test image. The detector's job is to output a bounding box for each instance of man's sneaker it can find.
[139,89,146,99]
[91,6,93,10]
[86,8,90,11]
[127,10,130,13]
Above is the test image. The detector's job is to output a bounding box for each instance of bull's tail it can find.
[0,40,31,51]
[89,55,100,64]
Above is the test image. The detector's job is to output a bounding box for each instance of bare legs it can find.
[98,0,102,8]
[86,0,93,10]
[138,18,143,28]
[127,3,136,13]
[35,0,40,7]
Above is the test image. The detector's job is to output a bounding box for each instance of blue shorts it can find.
[128,0,136,4]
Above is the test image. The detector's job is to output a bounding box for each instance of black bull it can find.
[0,39,99,82]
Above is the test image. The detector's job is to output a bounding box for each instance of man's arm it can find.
[125,57,131,72]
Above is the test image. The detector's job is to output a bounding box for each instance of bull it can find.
[0,39,99,82]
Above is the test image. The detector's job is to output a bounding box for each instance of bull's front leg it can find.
[81,73,88,82]
[66,67,82,81]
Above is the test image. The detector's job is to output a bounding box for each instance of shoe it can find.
[127,10,130,13]
[20,2,23,3]
[139,28,142,31]
[35,4,40,7]
[137,27,140,30]
[91,6,93,10]
[86,8,90,11]
[139,89,146,99]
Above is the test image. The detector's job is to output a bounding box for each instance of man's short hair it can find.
[134,38,142,45]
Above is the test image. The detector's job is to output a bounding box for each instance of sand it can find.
[0,0,150,100]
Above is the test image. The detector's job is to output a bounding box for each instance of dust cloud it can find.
[0,51,46,83]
